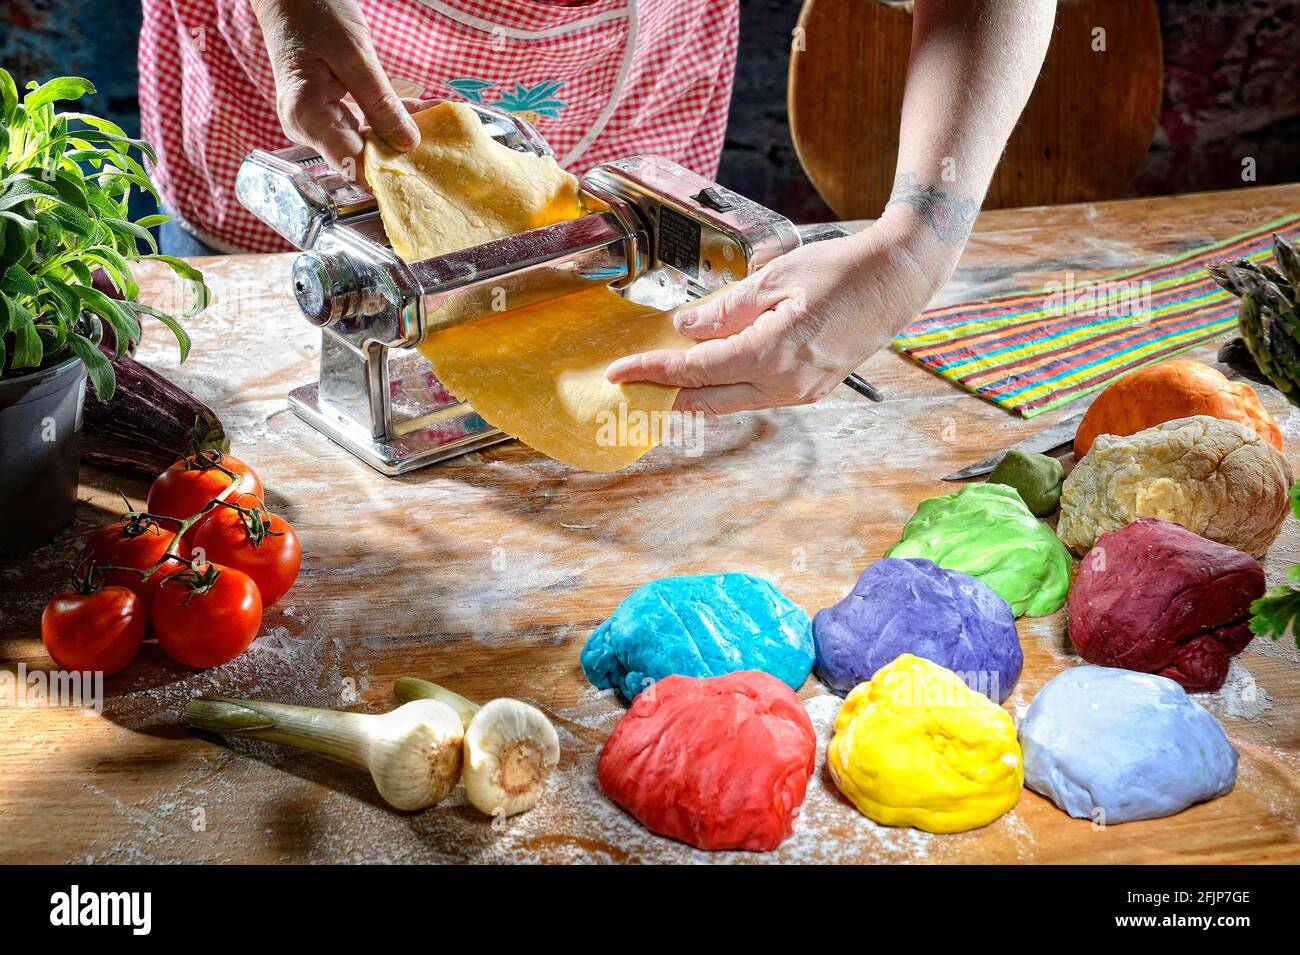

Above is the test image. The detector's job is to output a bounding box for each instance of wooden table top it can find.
[2,184,1298,864]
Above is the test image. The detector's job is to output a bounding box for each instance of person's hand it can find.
[251,0,420,179]
[605,212,959,416]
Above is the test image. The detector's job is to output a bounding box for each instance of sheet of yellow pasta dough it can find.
[364,101,583,261]
[366,100,696,471]
[420,289,693,472]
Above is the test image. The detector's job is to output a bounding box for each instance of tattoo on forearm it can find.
[885,173,980,245]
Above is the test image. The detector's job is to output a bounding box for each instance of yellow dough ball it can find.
[827,654,1023,833]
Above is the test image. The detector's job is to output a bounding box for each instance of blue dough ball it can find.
[812,557,1022,701]
[1019,666,1238,824]
[581,574,814,700]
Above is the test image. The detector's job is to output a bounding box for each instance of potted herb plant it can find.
[0,70,208,556]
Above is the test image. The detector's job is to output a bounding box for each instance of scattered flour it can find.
[1199,659,1274,723]
[65,684,961,864]
[104,616,349,729]
[5,265,1295,862]
[1278,405,1300,443]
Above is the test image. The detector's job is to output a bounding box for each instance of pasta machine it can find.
[235,102,862,475]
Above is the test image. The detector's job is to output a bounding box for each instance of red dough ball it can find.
[597,670,816,852]
[1068,519,1265,691]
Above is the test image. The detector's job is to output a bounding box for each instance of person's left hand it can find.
[605,215,956,416]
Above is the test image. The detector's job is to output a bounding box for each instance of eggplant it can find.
[81,350,229,477]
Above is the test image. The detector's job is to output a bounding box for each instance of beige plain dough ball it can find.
[1057,415,1293,558]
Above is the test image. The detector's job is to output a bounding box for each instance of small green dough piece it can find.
[885,483,1072,617]
[987,450,1064,517]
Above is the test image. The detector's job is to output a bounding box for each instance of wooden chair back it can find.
[788,0,1164,216]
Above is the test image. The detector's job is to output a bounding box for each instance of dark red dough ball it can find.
[1067,519,1265,691]
[597,670,816,852]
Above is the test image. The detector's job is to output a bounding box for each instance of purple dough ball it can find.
[813,557,1022,701]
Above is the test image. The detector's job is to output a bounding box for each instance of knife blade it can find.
[941,412,1083,481]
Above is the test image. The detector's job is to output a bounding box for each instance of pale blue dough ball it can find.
[581,574,814,700]
[1019,666,1238,824]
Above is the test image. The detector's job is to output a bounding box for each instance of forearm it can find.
[872,0,1056,294]
[607,2,1053,413]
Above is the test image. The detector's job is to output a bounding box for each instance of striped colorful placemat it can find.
[893,214,1300,418]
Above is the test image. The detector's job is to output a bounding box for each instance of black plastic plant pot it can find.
[0,355,87,558]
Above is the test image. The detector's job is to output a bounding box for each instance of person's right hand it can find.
[251,0,420,180]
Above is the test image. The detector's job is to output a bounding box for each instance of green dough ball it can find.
[885,483,1071,617]
[987,450,1065,517]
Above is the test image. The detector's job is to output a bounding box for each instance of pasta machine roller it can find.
[236,102,855,475]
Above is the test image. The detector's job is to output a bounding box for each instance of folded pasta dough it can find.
[364,101,584,260]
[365,101,694,471]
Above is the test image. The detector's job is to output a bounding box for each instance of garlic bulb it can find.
[394,679,561,818]
[364,700,466,810]
[462,698,561,817]
[183,696,464,811]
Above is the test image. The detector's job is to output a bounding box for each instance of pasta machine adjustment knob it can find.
[292,250,363,328]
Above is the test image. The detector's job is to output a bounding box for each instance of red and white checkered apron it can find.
[139,0,739,252]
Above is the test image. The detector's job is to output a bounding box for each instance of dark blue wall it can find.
[715,1,832,222]
[1,0,154,220]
